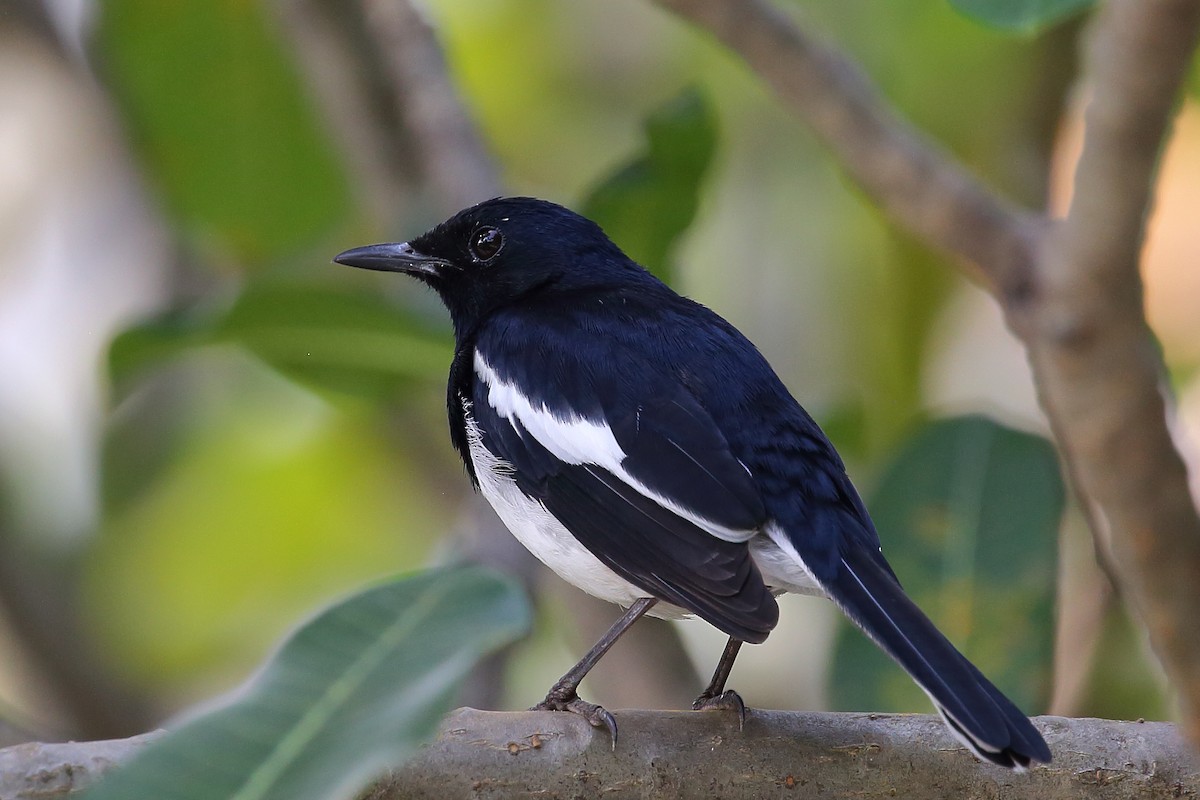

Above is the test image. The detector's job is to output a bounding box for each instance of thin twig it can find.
[652,0,1044,301]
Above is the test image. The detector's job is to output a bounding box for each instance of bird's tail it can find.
[830,543,1051,769]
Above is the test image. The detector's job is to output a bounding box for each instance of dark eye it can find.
[469,226,505,262]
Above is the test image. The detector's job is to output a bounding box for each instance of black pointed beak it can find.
[333,242,448,277]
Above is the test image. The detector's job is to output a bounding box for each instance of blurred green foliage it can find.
[14,0,1158,752]
[81,567,531,800]
[582,89,717,284]
[832,416,1062,714]
[96,0,350,262]
[1081,605,1170,722]
[950,0,1095,34]
[109,279,453,402]
[89,386,445,684]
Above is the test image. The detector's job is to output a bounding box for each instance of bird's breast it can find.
[462,411,691,618]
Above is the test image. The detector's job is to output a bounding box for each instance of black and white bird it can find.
[334,197,1051,769]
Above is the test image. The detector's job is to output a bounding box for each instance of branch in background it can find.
[359,0,503,213]
[273,0,420,229]
[1048,514,1117,717]
[4,712,1196,799]
[0,16,159,742]
[651,0,1044,301]
[0,526,156,739]
[1028,0,1200,745]
[653,0,1200,749]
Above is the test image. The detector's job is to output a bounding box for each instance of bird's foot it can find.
[692,689,747,729]
[532,688,618,748]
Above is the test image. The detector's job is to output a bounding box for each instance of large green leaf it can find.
[831,415,1062,714]
[96,0,350,261]
[109,280,452,399]
[81,566,530,800]
[218,280,451,396]
[581,89,717,284]
[949,0,1094,34]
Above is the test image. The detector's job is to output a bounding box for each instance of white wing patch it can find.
[474,352,756,543]
[464,408,689,618]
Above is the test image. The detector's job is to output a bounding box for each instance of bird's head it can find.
[334,197,643,336]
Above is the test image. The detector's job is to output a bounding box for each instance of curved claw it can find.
[532,693,619,748]
[692,688,747,730]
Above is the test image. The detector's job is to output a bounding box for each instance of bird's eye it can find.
[469,227,505,262]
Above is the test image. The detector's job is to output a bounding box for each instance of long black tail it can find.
[830,543,1051,769]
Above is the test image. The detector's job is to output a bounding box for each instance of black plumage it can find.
[334,196,1051,769]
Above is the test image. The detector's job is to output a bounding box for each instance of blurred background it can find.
[1,0,1197,745]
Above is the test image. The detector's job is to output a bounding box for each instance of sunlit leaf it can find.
[90,399,447,682]
[831,415,1061,714]
[582,89,717,284]
[96,0,350,261]
[81,567,530,800]
[949,0,1094,35]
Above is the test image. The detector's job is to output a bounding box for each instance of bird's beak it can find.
[333,242,449,277]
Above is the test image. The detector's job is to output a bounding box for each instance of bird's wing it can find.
[470,347,778,643]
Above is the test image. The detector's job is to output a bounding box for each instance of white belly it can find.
[465,415,690,617]
[463,414,827,618]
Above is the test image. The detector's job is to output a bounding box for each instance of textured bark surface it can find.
[4,711,1195,800]
[0,731,161,800]
[372,709,1197,800]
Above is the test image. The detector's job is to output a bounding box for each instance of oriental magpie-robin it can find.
[334,197,1051,769]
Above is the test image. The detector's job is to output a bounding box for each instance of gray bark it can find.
[370,709,1197,799]
[3,710,1195,799]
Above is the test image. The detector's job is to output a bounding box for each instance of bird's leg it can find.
[533,596,657,746]
[692,636,746,727]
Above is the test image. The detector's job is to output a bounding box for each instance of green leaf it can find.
[109,280,452,399]
[217,281,452,397]
[109,310,216,390]
[948,0,1094,35]
[96,0,350,261]
[81,566,531,800]
[831,415,1062,715]
[581,88,718,284]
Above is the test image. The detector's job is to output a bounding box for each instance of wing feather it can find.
[471,349,777,641]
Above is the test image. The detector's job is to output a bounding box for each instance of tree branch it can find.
[4,711,1195,799]
[651,0,1200,749]
[1027,0,1200,746]
[273,0,420,229]
[358,0,503,214]
[378,709,1196,799]
[0,731,162,798]
[651,0,1044,300]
